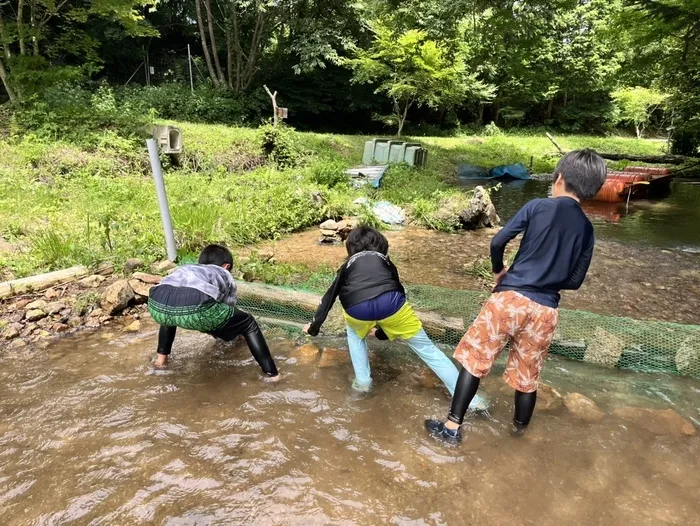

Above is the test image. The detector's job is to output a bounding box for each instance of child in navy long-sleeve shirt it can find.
[425,149,608,443]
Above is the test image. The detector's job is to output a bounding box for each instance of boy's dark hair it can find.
[346,226,389,257]
[554,149,608,200]
[198,244,234,267]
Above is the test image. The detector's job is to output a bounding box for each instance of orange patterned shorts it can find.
[453,291,559,393]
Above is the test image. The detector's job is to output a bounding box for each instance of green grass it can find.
[0,122,665,279]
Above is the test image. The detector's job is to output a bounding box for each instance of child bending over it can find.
[426,149,607,443]
[304,226,487,410]
[148,244,279,381]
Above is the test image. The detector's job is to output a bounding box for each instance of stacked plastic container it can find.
[362,139,428,168]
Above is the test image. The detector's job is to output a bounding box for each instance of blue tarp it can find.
[457,162,530,180]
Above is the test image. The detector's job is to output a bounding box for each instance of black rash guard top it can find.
[307,251,405,336]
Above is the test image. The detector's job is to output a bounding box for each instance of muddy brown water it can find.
[1,328,699,525]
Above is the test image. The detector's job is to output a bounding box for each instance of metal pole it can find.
[187,44,194,94]
[147,139,178,262]
[143,46,149,87]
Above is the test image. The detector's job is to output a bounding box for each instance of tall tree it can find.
[619,0,700,153]
[0,0,156,102]
[184,0,358,93]
[347,21,491,136]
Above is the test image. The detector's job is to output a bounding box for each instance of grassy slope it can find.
[0,122,664,279]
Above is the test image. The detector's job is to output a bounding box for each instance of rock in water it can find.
[100,280,135,315]
[537,383,563,411]
[612,407,696,437]
[292,343,321,364]
[128,280,152,303]
[432,187,500,230]
[125,320,141,332]
[318,347,350,368]
[459,186,500,229]
[564,393,605,422]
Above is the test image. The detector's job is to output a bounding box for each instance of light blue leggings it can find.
[346,325,488,410]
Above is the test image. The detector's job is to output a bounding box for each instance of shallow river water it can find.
[459,179,700,252]
[1,327,699,525]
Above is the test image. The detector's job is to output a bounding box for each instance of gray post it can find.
[187,44,194,94]
[147,139,178,262]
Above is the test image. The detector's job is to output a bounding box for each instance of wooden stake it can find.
[264,85,278,126]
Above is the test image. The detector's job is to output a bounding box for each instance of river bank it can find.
[251,226,700,325]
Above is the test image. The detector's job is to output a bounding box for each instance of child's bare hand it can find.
[369,328,377,338]
[302,323,311,334]
[494,268,508,286]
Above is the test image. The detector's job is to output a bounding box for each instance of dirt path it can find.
[254,227,700,325]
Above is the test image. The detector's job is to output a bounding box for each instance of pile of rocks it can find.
[319,218,356,244]
[0,258,175,350]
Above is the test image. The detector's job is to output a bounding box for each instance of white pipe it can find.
[147,138,178,262]
[187,44,194,94]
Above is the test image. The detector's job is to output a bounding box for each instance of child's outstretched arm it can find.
[490,200,536,273]
[305,265,346,336]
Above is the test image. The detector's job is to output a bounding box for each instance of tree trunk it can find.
[31,0,39,56]
[226,27,233,89]
[204,0,226,85]
[478,103,485,124]
[241,10,265,91]
[546,97,554,119]
[0,14,12,59]
[0,56,17,102]
[194,0,219,87]
[18,0,27,55]
[599,152,687,165]
[0,266,91,300]
[230,3,243,92]
[635,123,642,139]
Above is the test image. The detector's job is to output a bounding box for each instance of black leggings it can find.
[157,308,279,377]
[447,367,537,428]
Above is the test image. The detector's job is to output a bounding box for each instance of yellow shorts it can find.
[344,302,422,341]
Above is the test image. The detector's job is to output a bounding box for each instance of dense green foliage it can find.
[0,1,698,153]
[0,121,664,280]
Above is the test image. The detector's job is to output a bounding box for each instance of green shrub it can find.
[483,121,503,137]
[115,83,268,125]
[258,124,305,168]
[13,83,152,144]
[304,159,348,187]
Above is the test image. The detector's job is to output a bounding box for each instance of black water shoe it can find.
[425,419,462,444]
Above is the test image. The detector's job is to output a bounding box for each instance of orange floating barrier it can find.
[590,170,673,203]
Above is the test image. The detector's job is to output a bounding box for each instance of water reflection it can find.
[458,179,700,250]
